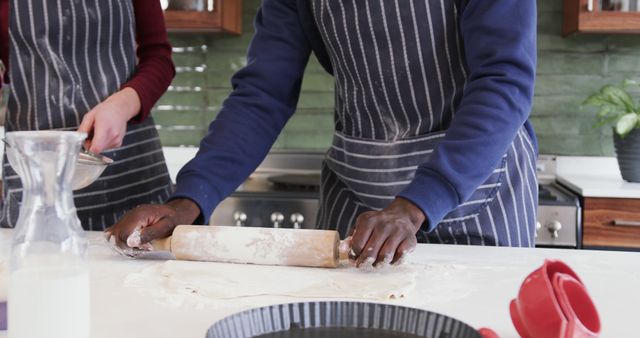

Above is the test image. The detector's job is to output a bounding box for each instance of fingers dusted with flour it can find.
[105,198,201,257]
[349,198,424,268]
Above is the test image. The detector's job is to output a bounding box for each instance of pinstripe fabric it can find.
[313,0,537,247]
[1,0,172,230]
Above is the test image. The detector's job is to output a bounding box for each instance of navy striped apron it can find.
[1,0,172,230]
[312,0,538,247]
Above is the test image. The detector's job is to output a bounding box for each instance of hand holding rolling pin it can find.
[107,197,420,269]
[105,198,201,256]
[347,197,424,268]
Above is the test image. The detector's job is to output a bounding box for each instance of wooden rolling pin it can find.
[151,225,342,268]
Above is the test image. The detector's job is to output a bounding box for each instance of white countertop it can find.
[556,156,640,199]
[0,231,637,338]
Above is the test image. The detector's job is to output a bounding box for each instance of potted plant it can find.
[584,80,640,182]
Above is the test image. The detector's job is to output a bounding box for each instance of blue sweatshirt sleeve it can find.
[397,0,537,230]
[171,0,311,222]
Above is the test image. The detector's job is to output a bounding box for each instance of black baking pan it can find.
[207,301,486,338]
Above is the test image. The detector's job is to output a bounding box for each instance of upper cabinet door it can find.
[163,0,243,35]
[564,0,640,35]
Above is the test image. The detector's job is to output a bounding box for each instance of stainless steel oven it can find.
[210,151,323,229]
[536,155,582,248]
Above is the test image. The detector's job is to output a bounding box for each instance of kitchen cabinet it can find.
[563,0,640,35]
[583,197,640,249]
[163,0,242,34]
[555,156,640,250]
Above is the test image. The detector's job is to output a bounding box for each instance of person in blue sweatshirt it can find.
[108,0,538,267]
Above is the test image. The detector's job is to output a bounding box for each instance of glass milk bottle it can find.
[6,131,90,338]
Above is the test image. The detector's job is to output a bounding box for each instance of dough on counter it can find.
[124,260,419,308]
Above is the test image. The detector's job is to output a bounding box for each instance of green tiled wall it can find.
[156,0,334,149]
[155,0,640,155]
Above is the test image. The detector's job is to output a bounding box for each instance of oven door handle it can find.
[612,219,640,227]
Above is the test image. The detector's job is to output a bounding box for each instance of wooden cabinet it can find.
[564,0,640,35]
[164,0,242,35]
[583,197,640,249]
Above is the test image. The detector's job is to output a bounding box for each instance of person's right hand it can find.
[78,87,141,154]
[104,198,201,257]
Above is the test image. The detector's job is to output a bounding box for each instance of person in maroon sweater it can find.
[0,0,176,230]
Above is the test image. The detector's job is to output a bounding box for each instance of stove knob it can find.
[546,220,562,239]
[291,213,304,229]
[233,211,247,227]
[535,222,542,238]
[270,212,284,228]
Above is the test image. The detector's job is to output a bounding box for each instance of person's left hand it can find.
[349,197,426,268]
[78,87,141,153]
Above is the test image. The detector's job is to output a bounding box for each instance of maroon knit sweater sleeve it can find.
[1,0,9,85]
[121,0,175,122]
[0,0,175,118]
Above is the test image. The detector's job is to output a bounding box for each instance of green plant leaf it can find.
[624,79,640,113]
[593,113,622,129]
[600,104,622,115]
[615,113,639,136]
[623,79,639,89]
[584,80,640,131]
[602,85,635,112]
[594,105,624,121]
[583,93,611,107]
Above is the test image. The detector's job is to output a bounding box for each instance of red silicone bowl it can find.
[510,259,600,338]
[553,273,601,338]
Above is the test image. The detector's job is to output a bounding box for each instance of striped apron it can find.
[312,0,538,247]
[1,0,172,230]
